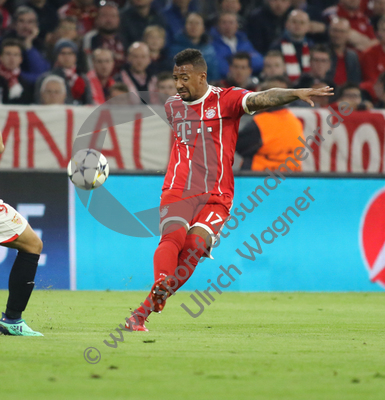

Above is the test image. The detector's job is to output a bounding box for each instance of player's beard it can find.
[179,91,192,101]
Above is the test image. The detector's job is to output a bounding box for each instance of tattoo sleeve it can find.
[245,89,299,112]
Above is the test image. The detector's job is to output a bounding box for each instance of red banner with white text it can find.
[0,105,384,173]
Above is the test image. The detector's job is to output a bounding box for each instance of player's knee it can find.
[30,235,43,255]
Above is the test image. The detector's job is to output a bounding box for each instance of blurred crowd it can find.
[0,0,384,111]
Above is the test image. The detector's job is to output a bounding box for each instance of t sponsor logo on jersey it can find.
[360,188,385,287]
[160,206,169,218]
[205,106,216,119]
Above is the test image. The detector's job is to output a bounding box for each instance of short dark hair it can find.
[157,71,173,82]
[265,50,285,61]
[174,48,207,71]
[262,75,290,87]
[338,82,361,98]
[311,44,332,59]
[230,51,251,67]
[109,82,129,93]
[0,38,24,55]
[14,6,37,22]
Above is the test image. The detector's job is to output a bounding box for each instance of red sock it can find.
[153,224,186,280]
[136,225,186,317]
[169,234,208,293]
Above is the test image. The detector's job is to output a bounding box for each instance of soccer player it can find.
[0,132,44,336]
[125,49,333,331]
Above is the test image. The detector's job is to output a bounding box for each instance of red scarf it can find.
[281,40,311,82]
[63,67,86,100]
[0,7,10,32]
[0,62,20,87]
[87,69,114,105]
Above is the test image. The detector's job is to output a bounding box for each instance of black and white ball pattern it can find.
[67,149,109,190]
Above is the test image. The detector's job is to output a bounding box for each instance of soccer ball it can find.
[67,148,109,190]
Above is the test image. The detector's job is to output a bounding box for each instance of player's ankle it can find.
[5,308,22,320]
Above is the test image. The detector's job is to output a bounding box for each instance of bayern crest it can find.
[205,107,216,119]
[160,206,169,218]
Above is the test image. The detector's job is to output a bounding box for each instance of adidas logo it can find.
[11,324,22,332]
[175,111,182,118]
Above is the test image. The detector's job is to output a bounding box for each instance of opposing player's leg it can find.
[0,204,43,336]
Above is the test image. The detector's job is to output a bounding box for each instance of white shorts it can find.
[0,200,28,244]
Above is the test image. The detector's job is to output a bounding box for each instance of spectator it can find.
[361,16,385,89]
[0,39,33,104]
[331,82,373,110]
[309,44,333,80]
[328,17,361,86]
[206,0,244,30]
[109,81,129,98]
[45,17,79,64]
[236,76,304,171]
[290,0,327,41]
[39,74,66,105]
[170,12,219,82]
[26,0,59,40]
[0,0,11,35]
[162,0,196,43]
[323,0,378,52]
[1,6,50,84]
[259,50,287,81]
[35,39,92,105]
[156,71,177,96]
[270,10,312,82]
[58,0,98,36]
[361,70,385,107]
[370,0,385,31]
[218,52,258,90]
[87,48,116,105]
[246,0,292,55]
[211,12,263,78]
[82,2,125,75]
[142,25,173,75]
[119,0,166,48]
[115,41,157,102]
[372,72,385,108]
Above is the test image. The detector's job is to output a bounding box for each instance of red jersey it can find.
[162,85,254,200]
[360,43,385,83]
[323,5,376,40]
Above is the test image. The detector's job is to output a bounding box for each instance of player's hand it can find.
[296,86,334,107]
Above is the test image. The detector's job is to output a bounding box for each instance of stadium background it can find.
[1,103,385,292]
[0,0,385,293]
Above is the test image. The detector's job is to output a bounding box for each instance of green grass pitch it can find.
[1,290,385,400]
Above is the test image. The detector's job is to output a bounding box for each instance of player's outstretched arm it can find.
[0,131,4,154]
[246,86,334,111]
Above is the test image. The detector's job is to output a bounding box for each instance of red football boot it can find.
[151,276,176,313]
[125,314,149,332]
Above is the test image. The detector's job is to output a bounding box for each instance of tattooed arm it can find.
[245,86,334,112]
